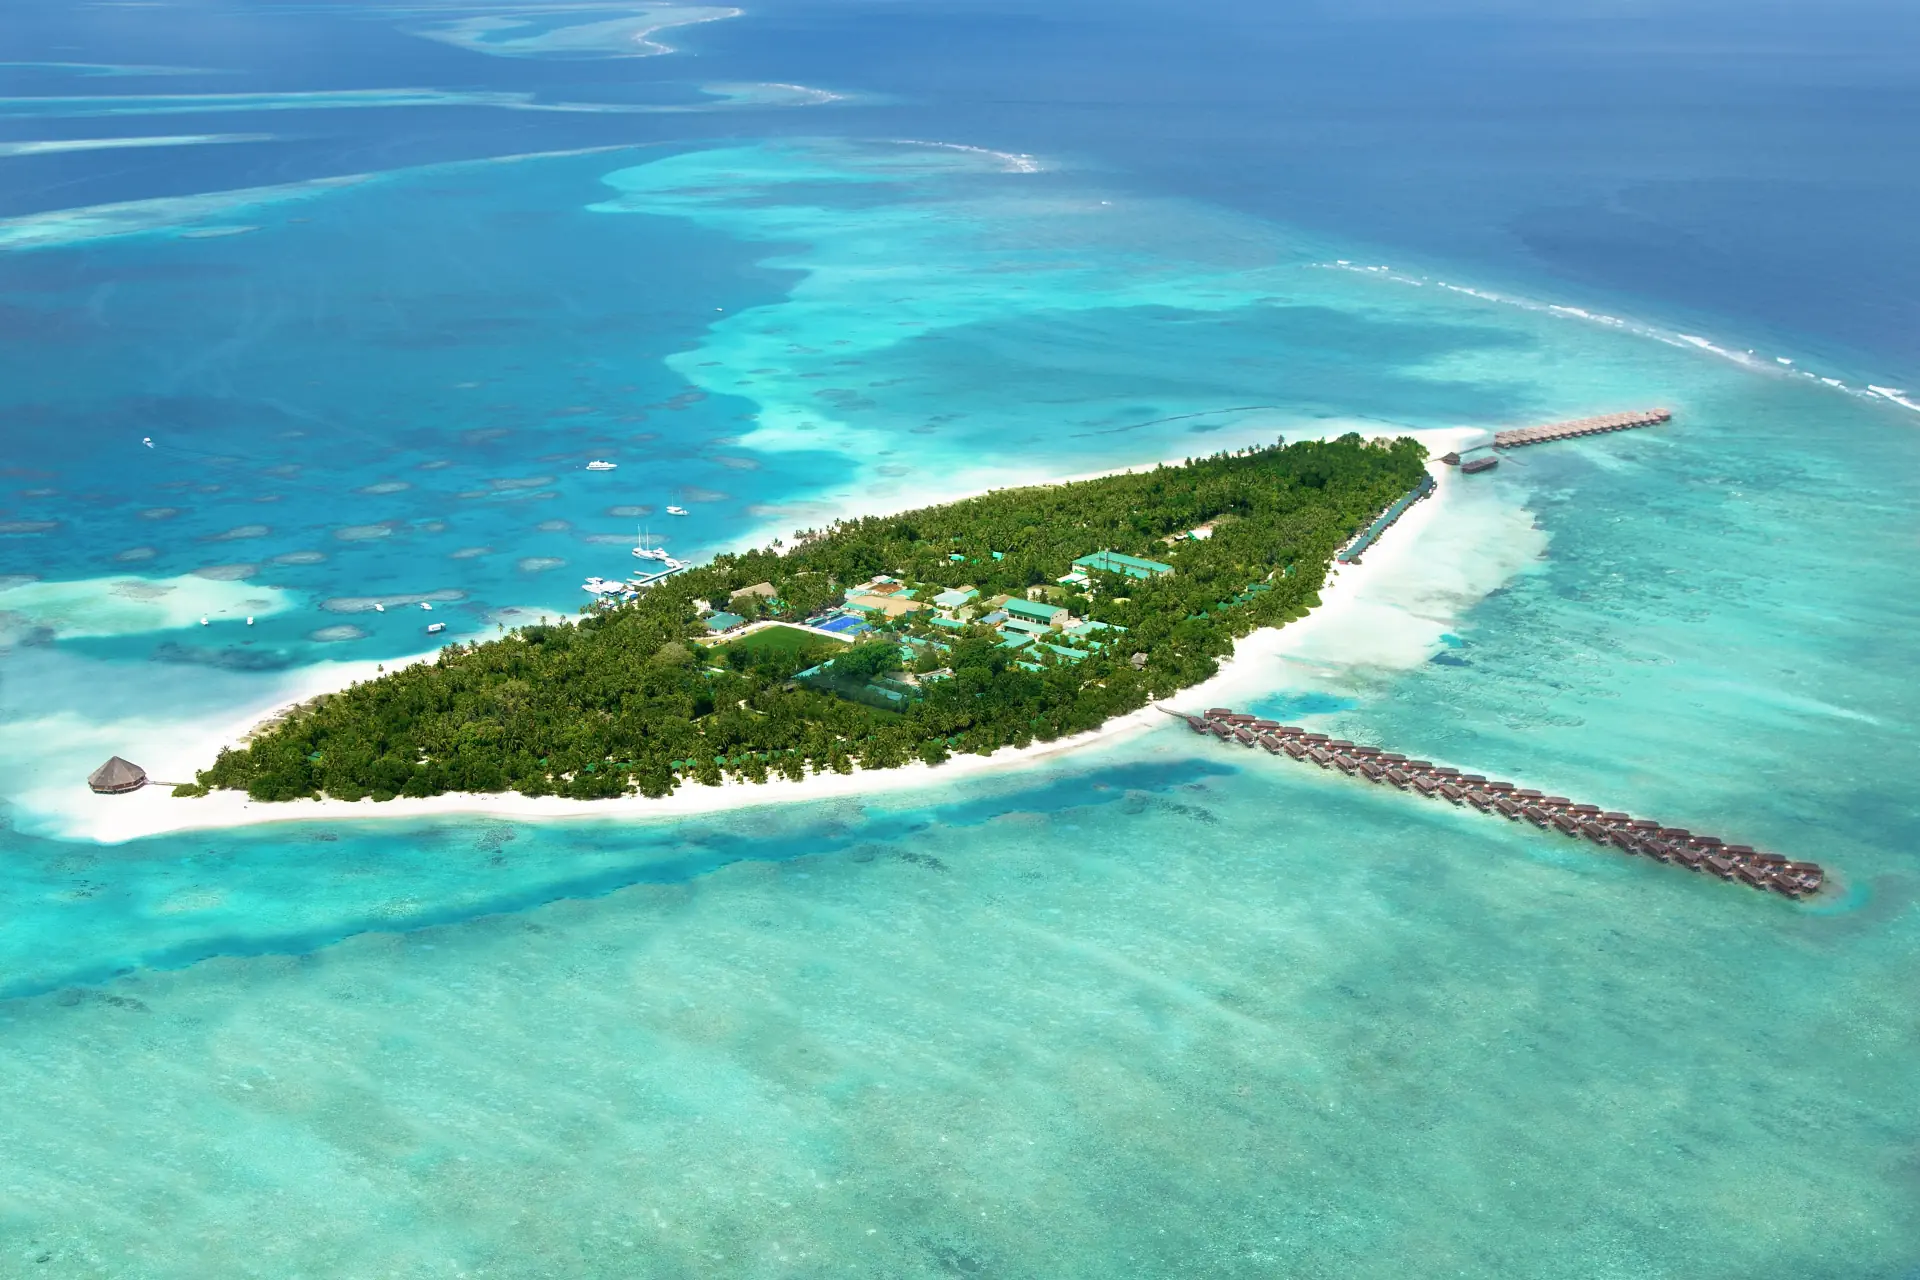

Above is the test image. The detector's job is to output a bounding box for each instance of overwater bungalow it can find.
[88,756,148,794]
[1178,708,1827,900]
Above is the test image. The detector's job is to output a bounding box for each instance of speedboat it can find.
[373,603,385,612]
[666,505,689,516]
[420,601,433,611]
[586,460,617,471]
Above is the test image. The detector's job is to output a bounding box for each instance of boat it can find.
[374,603,385,612]
[199,616,209,626]
[666,505,689,516]
[582,577,627,596]
[632,527,682,568]
[426,622,445,634]
[420,602,433,611]
[585,460,617,471]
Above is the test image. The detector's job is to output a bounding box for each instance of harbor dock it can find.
[1493,407,1671,450]
[1168,707,1824,899]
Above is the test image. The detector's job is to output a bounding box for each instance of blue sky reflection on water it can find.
[2,1,1920,1275]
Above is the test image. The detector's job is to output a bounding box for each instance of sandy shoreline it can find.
[57,431,1489,844]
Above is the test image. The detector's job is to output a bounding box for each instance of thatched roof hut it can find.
[88,756,148,794]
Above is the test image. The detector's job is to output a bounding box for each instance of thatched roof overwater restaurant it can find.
[89,756,148,794]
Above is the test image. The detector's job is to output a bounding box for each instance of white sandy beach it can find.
[45,428,1520,845]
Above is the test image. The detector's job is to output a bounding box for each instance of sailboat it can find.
[632,525,676,565]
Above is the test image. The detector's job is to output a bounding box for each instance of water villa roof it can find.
[1073,550,1174,579]
[88,755,148,794]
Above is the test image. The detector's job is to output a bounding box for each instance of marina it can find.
[1170,707,1825,899]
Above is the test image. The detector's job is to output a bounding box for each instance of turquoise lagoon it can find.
[3,138,1920,1276]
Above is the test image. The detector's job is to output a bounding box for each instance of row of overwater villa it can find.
[1176,710,1826,899]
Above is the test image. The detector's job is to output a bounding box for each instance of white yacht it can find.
[582,576,627,595]
[420,601,433,611]
[585,460,618,471]
[666,505,689,516]
[632,527,681,569]
[426,622,446,634]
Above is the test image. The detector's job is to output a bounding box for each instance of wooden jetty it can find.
[1166,707,1824,899]
[1334,473,1435,565]
[1493,408,1670,450]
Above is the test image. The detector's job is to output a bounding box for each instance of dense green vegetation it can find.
[198,435,1428,802]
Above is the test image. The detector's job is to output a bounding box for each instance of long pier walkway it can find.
[1494,407,1670,450]
[1334,473,1435,565]
[1168,707,1824,898]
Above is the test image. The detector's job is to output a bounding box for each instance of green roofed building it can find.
[703,611,748,633]
[1002,597,1064,624]
[1073,550,1174,579]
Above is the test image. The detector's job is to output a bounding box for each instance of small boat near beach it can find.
[426,622,445,634]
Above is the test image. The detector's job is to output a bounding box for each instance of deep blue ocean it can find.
[3,1,1918,1275]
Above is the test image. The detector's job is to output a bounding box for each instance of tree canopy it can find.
[197,434,1429,803]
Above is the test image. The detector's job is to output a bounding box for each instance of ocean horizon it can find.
[3,0,1918,1274]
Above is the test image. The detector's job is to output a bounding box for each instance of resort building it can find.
[702,611,747,634]
[1072,550,1174,580]
[932,586,979,610]
[1001,597,1067,626]
[846,593,927,619]
[88,756,148,794]
[729,581,777,609]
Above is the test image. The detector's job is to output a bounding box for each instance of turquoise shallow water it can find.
[4,134,1920,1276]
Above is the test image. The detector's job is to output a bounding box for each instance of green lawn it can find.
[713,623,849,664]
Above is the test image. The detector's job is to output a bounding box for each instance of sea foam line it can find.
[1318,261,1920,419]
[0,133,271,158]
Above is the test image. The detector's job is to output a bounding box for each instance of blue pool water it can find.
[3,1,1919,1275]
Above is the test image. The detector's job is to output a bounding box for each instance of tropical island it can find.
[192,435,1430,803]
